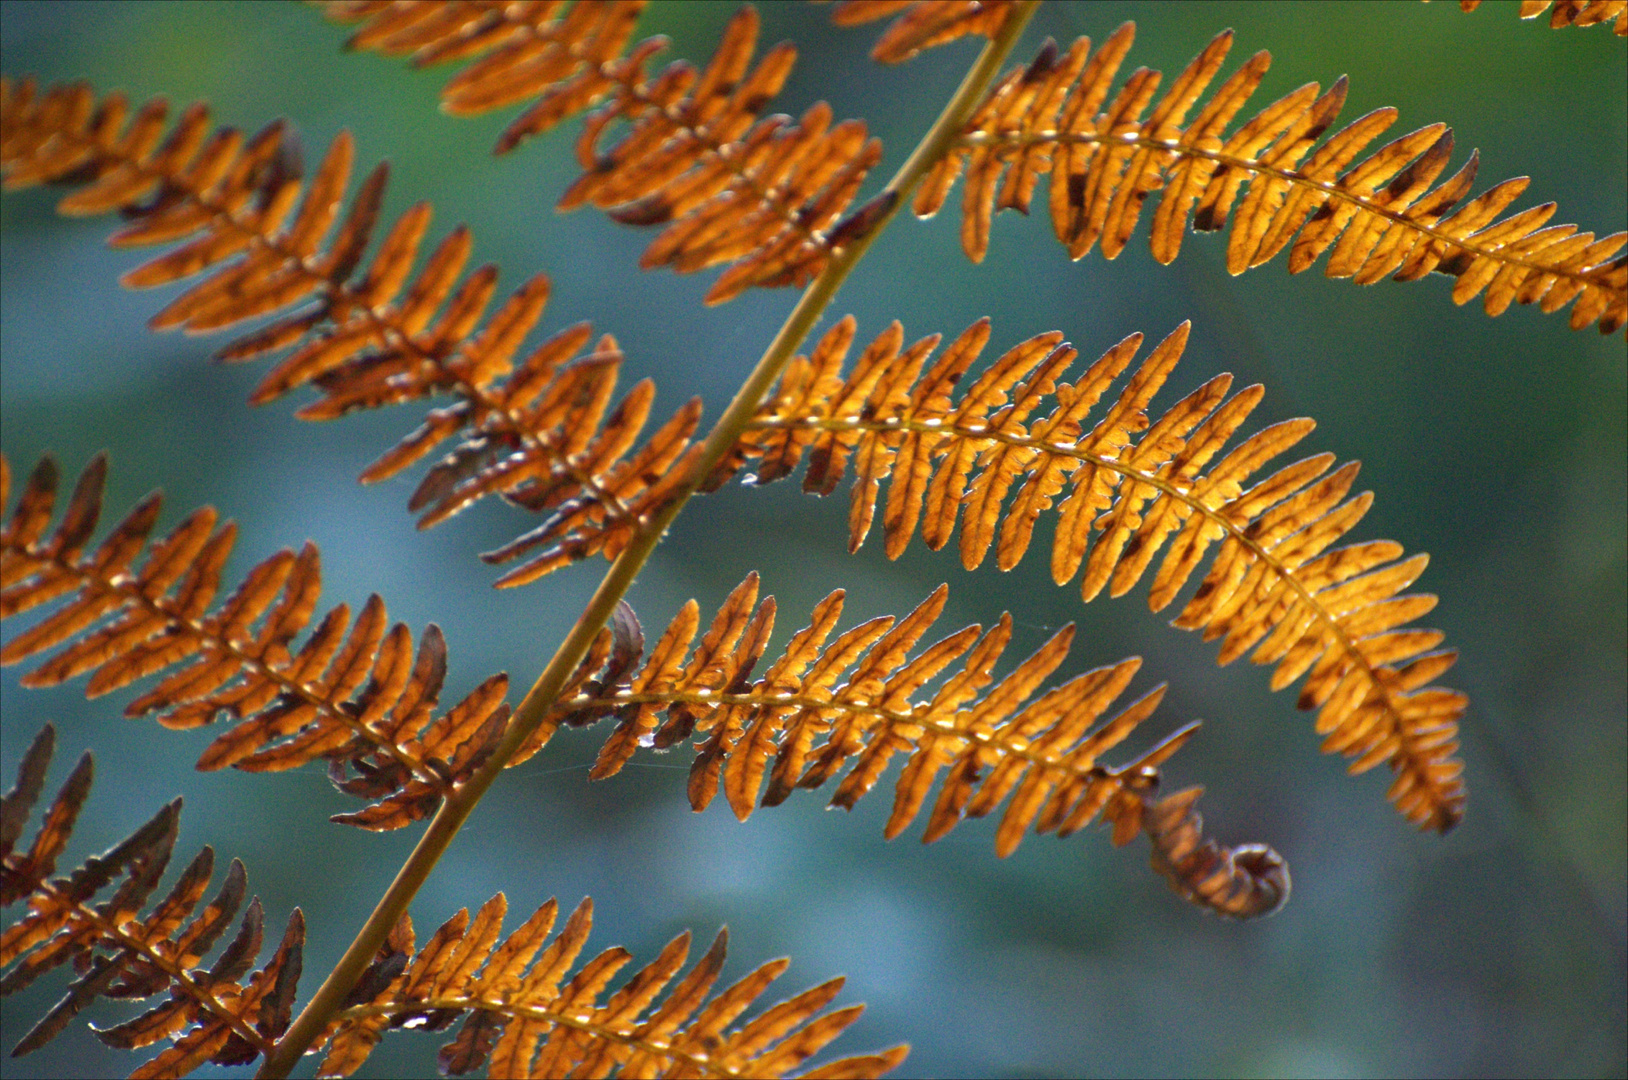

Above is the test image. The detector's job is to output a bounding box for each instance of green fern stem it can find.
[256,5,1042,1075]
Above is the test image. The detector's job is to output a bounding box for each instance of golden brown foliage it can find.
[321,2,884,302]
[823,0,1023,63]
[1,725,304,1075]
[1,724,898,1077]
[534,571,1288,918]
[0,76,717,583]
[1453,0,1628,34]
[0,453,511,831]
[916,24,1627,332]
[14,0,1604,1070]
[316,893,908,1079]
[706,315,1467,832]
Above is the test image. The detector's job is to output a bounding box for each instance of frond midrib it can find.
[556,685,1180,784]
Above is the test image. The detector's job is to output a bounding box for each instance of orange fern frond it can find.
[316,892,908,1079]
[527,572,1287,917]
[705,315,1468,832]
[1452,0,1628,34]
[320,3,885,303]
[915,24,1626,333]
[0,453,510,831]
[0,77,707,579]
[2,725,305,1073]
[822,0,1023,63]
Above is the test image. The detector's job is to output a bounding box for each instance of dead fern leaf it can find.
[0,76,707,581]
[821,0,1024,63]
[319,3,885,302]
[1,725,304,1074]
[0,453,510,830]
[705,316,1468,833]
[1143,784,1290,920]
[916,23,1626,332]
[1451,0,1628,34]
[316,892,908,1079]
[524,571,1287,917]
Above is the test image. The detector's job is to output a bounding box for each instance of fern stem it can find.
[256,6,1040,1075]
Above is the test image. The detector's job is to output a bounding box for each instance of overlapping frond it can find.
[0,453,511,831]
[0,77,707,579]
[822,0,1023,63]
[320,3,885,302]
[316,892,908,1079]
[1453,0,1628,34]
[526,572,1288,918]
[2,725,304,1074]
[916,23,1627,333]
[700,315,1467,832]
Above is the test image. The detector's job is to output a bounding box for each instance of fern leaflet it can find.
[916,23,1626,333]
[321,2,885,303]
[0,453,511,831]
[1,725,304,1074]
[533,572,1290,918]
[318,893,908,1079]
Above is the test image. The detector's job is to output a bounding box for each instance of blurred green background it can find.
[2,2,1623,1077]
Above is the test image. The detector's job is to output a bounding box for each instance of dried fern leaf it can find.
[708,316,1468,832]
[320,3,886,303]
[822,0,1024,64]
[1451,0,1628,34]
[0,453,510,830]
[316,892,908,1078]
[2,725,305,1073]
[521,572,1286,918]
[917,23,1626,333]
[0,78,705,580]
[1143,785,1290,919]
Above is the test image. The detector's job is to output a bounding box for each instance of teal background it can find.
[2,2,1624,1077]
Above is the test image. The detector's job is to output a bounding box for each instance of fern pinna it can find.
[1,1,1620,1077]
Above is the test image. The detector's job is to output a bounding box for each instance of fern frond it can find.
[2,725,305,1073]
[704,316,1468,833]
[0,453,511,831]
[915,24,1627,333]
[0,77,707,580]
[1453,0,1628,34]
[316,892,908,1079]
[527,572,1288,917]
[320,3,885,303]
[822,0,1023,64]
